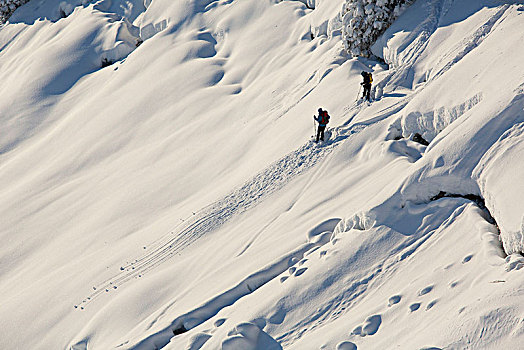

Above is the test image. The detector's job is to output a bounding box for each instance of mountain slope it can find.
[0,0,523,349]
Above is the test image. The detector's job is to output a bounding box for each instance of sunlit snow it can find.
[0,0,523,349]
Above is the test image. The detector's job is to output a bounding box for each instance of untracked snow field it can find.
[0,0,523,349]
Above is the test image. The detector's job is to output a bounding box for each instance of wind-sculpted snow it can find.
[5,0,149,24]
[474,91,524,255]
[428,5,510,83]
[0,1,144,155]
[399,93,482,142]
[116,234,334,350]
[77,136,341,309]
[371,0,452,89]
[2,0,524,349]
[371,1,524,255]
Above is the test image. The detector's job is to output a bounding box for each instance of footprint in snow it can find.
[462,254,473,264]
[449,281,459,288]
[362,315,381,335]
[298,258,308,266]
[280,276,288,283]
[426,300,438,311]
[288,257,299,266]
[418,285,433,296]
[409,303,421,312]
[337,341,357,350]
[351,315,382,337]
[351,325,363,336]
[388,295,401,307]
[214,318,226,328]
[295,267,308,277]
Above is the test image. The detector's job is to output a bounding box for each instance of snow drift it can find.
[0,0,523,349]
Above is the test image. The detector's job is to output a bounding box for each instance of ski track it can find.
[73,0,489,333]
[76,125,361,309]
[76,93,414,347]
[73,0,490,336]
[120,237,334,350]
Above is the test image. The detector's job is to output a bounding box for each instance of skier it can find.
[360,71,373,102]
[314,108,330,142]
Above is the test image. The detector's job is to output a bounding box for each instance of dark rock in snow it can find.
[412,133,429,146]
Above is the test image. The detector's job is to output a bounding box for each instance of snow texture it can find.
[1,0,524,349]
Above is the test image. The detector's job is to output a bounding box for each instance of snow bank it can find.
[372,1,524,253]
[396,93,482,142]
[474,96,524,254]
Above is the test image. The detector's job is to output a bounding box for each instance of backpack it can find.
[364,72,373,84]
[320,110,330,124]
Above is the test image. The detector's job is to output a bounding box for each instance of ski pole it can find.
[313,116,317,137]
[356,84,362,102]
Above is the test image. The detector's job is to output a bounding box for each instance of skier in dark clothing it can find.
[361,71,373,101]
[314,108,330,142]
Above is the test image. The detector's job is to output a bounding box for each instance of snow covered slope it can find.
[0,0,523,349]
